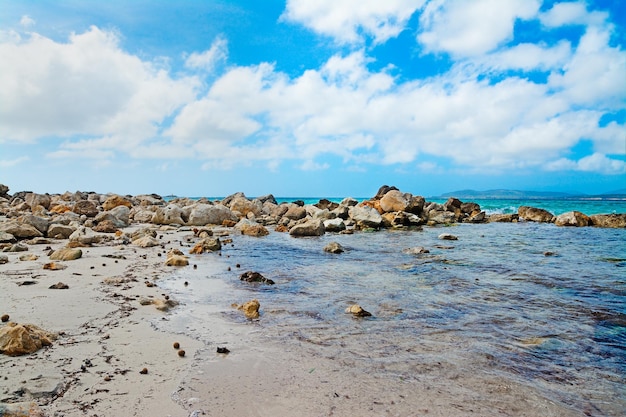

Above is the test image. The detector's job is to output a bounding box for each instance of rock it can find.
[238,299,260,319]
[443,197,462,212]
[0,221,43,239]
[518,206,555,223]
[25,193,51,210]
[165,250,189,266]
[73,200,99,217]
[18,254,38,261]
[0,254,8,264]
[189,237,221,254]
[0,183,9,196]
[19,215,49,235]
[0,401,45,417]
[93,220,119,233]
[240,271,275,285]
[403,247,430,255]
[152,204,185,225]
[324,242,344,254]
[132,235,160,248]
[43,262,66,270]
[5,243,28,252]
[49,282,69,289]
[235,219,270,237]
[102,195,132,211]
[69,227,101,245]
[49,248,82,261]
[465,211,486,223]
[555,211,591,227]
[153,298,179,311]
[315,199,339,211]
[488,213,519,222]
[229,197,262,218]
[47,224,76,239]
[188,203,238,226]
[427,211,457,225]
[379,190,409,213]
[323,218,346,232]
[349,206,383,229]
[590,214,626,228]
[283,205,307,221]
[0,322,57,356]
[374,185,399,199]
[289,219,325,237]
[438,233,458,240]
[345,304,372,317]
[0,231,16,243]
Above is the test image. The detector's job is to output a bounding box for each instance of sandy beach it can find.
[0,225,205,417]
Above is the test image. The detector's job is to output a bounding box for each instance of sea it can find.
[157,198,625,416]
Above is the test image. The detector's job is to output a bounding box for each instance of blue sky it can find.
[0,0,624,198]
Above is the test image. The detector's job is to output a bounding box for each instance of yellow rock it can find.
[165,254,189,266]
[238,299,260,319]
[345,304,372,317]
[0,322,57,356]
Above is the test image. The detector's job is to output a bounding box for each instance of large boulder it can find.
[0,231,16,243]
[555,211,591,227]
[73,200,99,217]
[0,221,43,239]
[188,203,237,226]
[283,205,307,221]
[374,185,399,199]
[488,213,519,222]
[427,210,457,225]
[379,190,409,213]
[95,205,130,228]
[229,197,262,218]
[323,218,346,232]
[102,195,132,211]
[0,322,57,356]
[25,193,51,210]
[69,227,101,245]
[152,204,185,225]
[289,219,325,237]
[18,215,49,235]
[518,206,555,223]
[47,224,76,239]
[590,214,626,228]
[349,206,383,229]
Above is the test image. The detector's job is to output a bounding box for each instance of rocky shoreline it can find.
[0,183,624,416]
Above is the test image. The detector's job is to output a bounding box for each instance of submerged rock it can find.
[518,206,555,223]
[237,299,260,319]
[438,233,458,241]
[555,211,591,227]
[590,214,626,228]
[323,242,344,254]
[240,271,275,285]
[345,304,372,317]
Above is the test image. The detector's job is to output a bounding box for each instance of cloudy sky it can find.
[0,0,624,198]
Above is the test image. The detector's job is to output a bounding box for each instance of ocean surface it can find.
[158,199,625,416]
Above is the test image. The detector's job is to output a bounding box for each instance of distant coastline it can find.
[429,189,626,201]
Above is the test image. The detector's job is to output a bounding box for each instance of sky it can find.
[0,0,625,198]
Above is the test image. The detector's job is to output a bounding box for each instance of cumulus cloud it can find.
[539,1,608,27]
[282,0,425,44]
[547,153,625,174]
[184,36,228,71]
[19,15,35,28]
[418,0,540,57]
[0,26,199,152]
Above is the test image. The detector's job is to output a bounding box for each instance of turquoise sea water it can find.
[158,199,625,415]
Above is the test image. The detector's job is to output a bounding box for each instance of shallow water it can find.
[161,222,625,416]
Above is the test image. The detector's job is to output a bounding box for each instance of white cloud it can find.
[0,26,199,147]
[184,36,228,71]
[547,153,625,174]
[0,156,30,168]
[19,15,35,28]
[418,0,540,57]
[477,41,572,72]
[539,1,608,28]
[282,0,425,44]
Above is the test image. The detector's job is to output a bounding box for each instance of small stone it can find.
[173,342,180,349]
[345,304,372,317]
[139,367,148,374]
[1,314,9,322]
[49,282,69,290]
[438,233,458,241]
[104,375,111,382]
[177,349,186,357]
[238,299,260,319]
[217,347,230,354]
[323,242,344,254]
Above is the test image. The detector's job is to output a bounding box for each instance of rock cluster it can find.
[0,183,623,258]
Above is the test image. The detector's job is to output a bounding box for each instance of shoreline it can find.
[1,184,625,416]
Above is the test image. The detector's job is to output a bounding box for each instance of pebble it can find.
[140,367,148,374]
[178,349,186,357]
[1,314,9,322]
[173,342,180,349]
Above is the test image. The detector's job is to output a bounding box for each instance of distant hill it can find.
[431,189,626,200]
